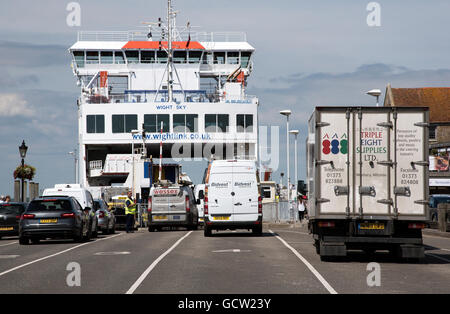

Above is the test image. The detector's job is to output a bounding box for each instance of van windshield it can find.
[28,200,72,211]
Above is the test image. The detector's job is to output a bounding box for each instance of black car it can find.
[19,196,91,245]
[0,202,27,239]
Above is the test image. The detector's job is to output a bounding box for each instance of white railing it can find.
[89,160,103,170]
[77,31,247,42]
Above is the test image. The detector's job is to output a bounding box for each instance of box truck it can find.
[307,106,429,260]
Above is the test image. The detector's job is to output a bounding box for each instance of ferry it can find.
[68,0,258,200]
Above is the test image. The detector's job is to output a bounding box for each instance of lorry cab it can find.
[147,182,198,231]
[203,159,262,236]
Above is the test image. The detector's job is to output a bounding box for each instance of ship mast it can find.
[167,0,174,103]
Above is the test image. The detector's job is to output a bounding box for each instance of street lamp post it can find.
[19,140,28,202]
[280,110,292,221]
[131,129,140,198]
[68,149,78,184]
[366,89,382,107]
[289,129,299,220]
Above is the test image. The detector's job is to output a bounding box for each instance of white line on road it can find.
[0,241,18,247]
[126,231,193,294]
[269,229,338,294]
[0,233,121,278]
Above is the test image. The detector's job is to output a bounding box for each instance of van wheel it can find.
[19,236,29,245]
[252,225,262,236]
[204,226,212,237]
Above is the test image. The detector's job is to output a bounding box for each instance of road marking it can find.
[0,241,18,247]
[269,229,338,294]
[0,233,121,278]
[0,255,20,259]
[426,253,450,263]
[270,230,310,235]
[212,249,251,253]
[94,251,130,256]
[126,231,193,294]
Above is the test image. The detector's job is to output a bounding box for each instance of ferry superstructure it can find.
[68,1,258,198]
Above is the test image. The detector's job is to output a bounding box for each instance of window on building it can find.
[144,114,170,133]
[115,51,125,64]
[237,114,253,133]
[214,52,225,64]
[125,51,139,64]
[205,114,229,133]
[157,50,168,63]
[73,51,84,67]
[141,51,155,63]
[86,51,99,64]
[100,51,113,64]
[173,114,198,133]
[227,51,239,64]
[188,51,202,64]
[87,115,105,134]
[241,51,251,68]
[430,125,437,140]
[173,51,187,63]
[112,114,137,133]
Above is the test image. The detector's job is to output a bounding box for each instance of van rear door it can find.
[208,169,233,221]
[232,164,259,222]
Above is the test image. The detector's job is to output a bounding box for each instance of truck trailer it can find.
[307,106,429,260]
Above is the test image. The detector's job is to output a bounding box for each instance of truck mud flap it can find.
[397,244,424,259]
[320,241,347,257]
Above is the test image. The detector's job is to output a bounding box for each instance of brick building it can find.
[384,84,450,194]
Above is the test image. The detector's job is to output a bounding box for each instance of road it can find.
[0,224,449,294]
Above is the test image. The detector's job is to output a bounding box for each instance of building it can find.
[383,84,450,194]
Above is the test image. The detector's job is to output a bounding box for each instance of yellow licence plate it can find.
[359,223,384,230]
[0,227,13,231]
[213,216,230,221]
[40,219,58,224]
[153,215,168,220]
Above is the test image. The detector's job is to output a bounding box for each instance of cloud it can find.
[0,68,39,87]
[0,93,35,117]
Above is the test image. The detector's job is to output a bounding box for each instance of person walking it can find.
[298,196,306,222]
[4,195,11,203]
[125,191,137,233]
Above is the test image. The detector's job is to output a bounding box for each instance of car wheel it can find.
[31,238,40,244]
[19,236,29,245]
[110,223,115,234]
[148,227,155,232]
[204,226,212,237]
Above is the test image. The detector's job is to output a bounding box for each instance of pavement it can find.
[0,223,448,294]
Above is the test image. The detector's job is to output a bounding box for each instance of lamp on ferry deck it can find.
[366,89,381,107]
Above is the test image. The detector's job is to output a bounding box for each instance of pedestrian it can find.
[0,195,4,204]
[4,195,11,203]
[298,196,306,222]
[125,191,136,233]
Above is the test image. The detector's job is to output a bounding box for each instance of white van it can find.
[203,160,262,236]
[42,184,98,237]
[194,184,205,224]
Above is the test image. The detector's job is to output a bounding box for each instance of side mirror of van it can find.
[198,190,204,200]
[196,199,201,205]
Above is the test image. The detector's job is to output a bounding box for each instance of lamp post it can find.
[19,140,28,202]
[68,149,78,184]
[131,129,140,198]
[280,110,292,221]
[366,89,382,107]
[289,129,299,217]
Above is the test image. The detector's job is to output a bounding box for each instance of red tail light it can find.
[408,223,425,229]
[148,197,152,213]
[204,187,209,215]
[98,211,105,219]
[16,215,21,219]
[258,196,262,214]
[185,196,190,212]
[318,221,335,228]
[61,213,75,218]
[22,214,35,219]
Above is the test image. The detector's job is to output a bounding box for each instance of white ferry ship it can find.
[68,0,258,199]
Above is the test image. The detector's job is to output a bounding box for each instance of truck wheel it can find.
[204,226,212,237]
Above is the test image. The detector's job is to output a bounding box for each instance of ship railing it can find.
[77,31,247,42]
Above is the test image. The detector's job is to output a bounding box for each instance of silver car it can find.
[94,199,115,234]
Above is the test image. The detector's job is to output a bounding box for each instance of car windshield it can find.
[28,199,72,211]
[0,204,24,215]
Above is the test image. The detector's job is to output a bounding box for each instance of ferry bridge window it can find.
[87,115,105,134]
[237,114,253,133]
[115,51,125,64]
[214,52,225,64]
[112,114,137,133]
[100,51,113,64]
[205,114,229,133]
[86,51,99,64]
[125,51,139,64]
[173,51,187,63]
[157,51,168,63]
[173,114,198,133]
[202,52,213,64]
[144,114,170,133]
[73,51,85,67]
[241,51,251,68]
[188,51,202,64]
[141,51,155,63]
[227,51,239,64]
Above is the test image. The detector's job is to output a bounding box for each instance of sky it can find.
[1,0,450,196]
